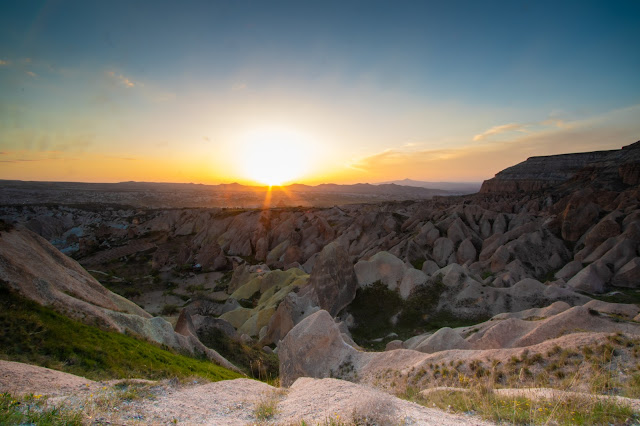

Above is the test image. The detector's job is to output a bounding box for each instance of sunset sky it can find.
[1,1,639,185]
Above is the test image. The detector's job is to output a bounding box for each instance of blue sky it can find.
[1,0,639,184]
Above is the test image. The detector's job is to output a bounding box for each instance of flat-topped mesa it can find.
[480,141,640,193]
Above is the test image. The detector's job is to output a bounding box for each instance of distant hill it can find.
[0,179,455,209]
[376,178,482,194]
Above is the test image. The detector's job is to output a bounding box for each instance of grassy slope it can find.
[0,282,241,382]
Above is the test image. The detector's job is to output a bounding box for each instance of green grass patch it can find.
[588,288,640,306]
[348,281,404,346]
[0,282,241,382]
[348,277,486,350]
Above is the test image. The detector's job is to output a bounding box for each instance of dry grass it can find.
[394,333,640,425]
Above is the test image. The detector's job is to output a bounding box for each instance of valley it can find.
[1,142,640,424]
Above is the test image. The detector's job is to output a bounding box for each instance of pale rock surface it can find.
[432,237,455,267]
[456,237,477,264]
[355,251,406,291]
[421,259,439,275]
[582,300,640,319]
[308,242,358,316]
[385,340,404,351]
[567,263,609,293]
[398,268,427,299]
[414,327,471,353]
[279,310,357,387]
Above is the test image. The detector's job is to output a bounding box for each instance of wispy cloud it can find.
[25,71,37,77]
[107,70,136,88]
[231,82,247,91]
[472,123,527,141]
[0,59,9,66]
[348,104,640,181]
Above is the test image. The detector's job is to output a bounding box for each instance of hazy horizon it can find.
[1,1,639,186]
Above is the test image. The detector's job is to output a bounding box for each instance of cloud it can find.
[472,123,527,141]
[0,60,9,66]
[231,82,247,91]
[348,104,640,181]
[25,71,37,77]
[107,70,135,88]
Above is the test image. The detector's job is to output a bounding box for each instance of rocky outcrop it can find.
[279,310,358,387]
[306,242,358,316]
[354,251,426,299]
[261,243,357,344]
[480,141,640,194]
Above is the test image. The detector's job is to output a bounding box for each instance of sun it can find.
[241,129,310,186]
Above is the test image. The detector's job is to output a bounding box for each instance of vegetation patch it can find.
[0,282,241,382]
[588,288,640,306]
[198,327,278,382]
[348,281,403,348]
[253,390,285,422]
[348,277,486,350]
[410,387,639,425]
[1,392,82,425]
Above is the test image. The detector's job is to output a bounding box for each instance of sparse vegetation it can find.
[254,390,285,421]
[160,303,180,316]
[0,392,82,425]
[0,283,241,382]
[396,333,640,424]
[409,386,639,425]
[198,327,279,381]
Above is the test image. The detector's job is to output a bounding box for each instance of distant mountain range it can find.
[376,178,482,194]
[0,179,459,209]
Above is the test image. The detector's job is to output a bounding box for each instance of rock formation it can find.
[0,226,240,373]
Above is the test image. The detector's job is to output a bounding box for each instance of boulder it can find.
[385,340,404,351]
[279,310,357,387]
[611,257,640,288]
[566,264,609,293]
[307,242,358,317]
[414,327,470,353]
[354,251,406,291]
[398,268,427,299]
[421,259,439,276]
[432,237,454,267]
[456,238,477,264]
[555,260,584,281]
[262,291,319,345]
[174,309,197,337]
[191,315,240,341]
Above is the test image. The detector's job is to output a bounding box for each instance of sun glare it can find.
[241,129,310,186]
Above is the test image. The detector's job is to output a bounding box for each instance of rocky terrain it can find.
[1,141,639,424]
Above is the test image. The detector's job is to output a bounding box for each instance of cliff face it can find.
[480,141,640,193]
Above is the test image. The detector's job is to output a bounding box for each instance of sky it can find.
[1,0,639,185]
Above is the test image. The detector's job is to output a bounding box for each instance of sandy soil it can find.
[0,360,492,425]
[0,360,98,397]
